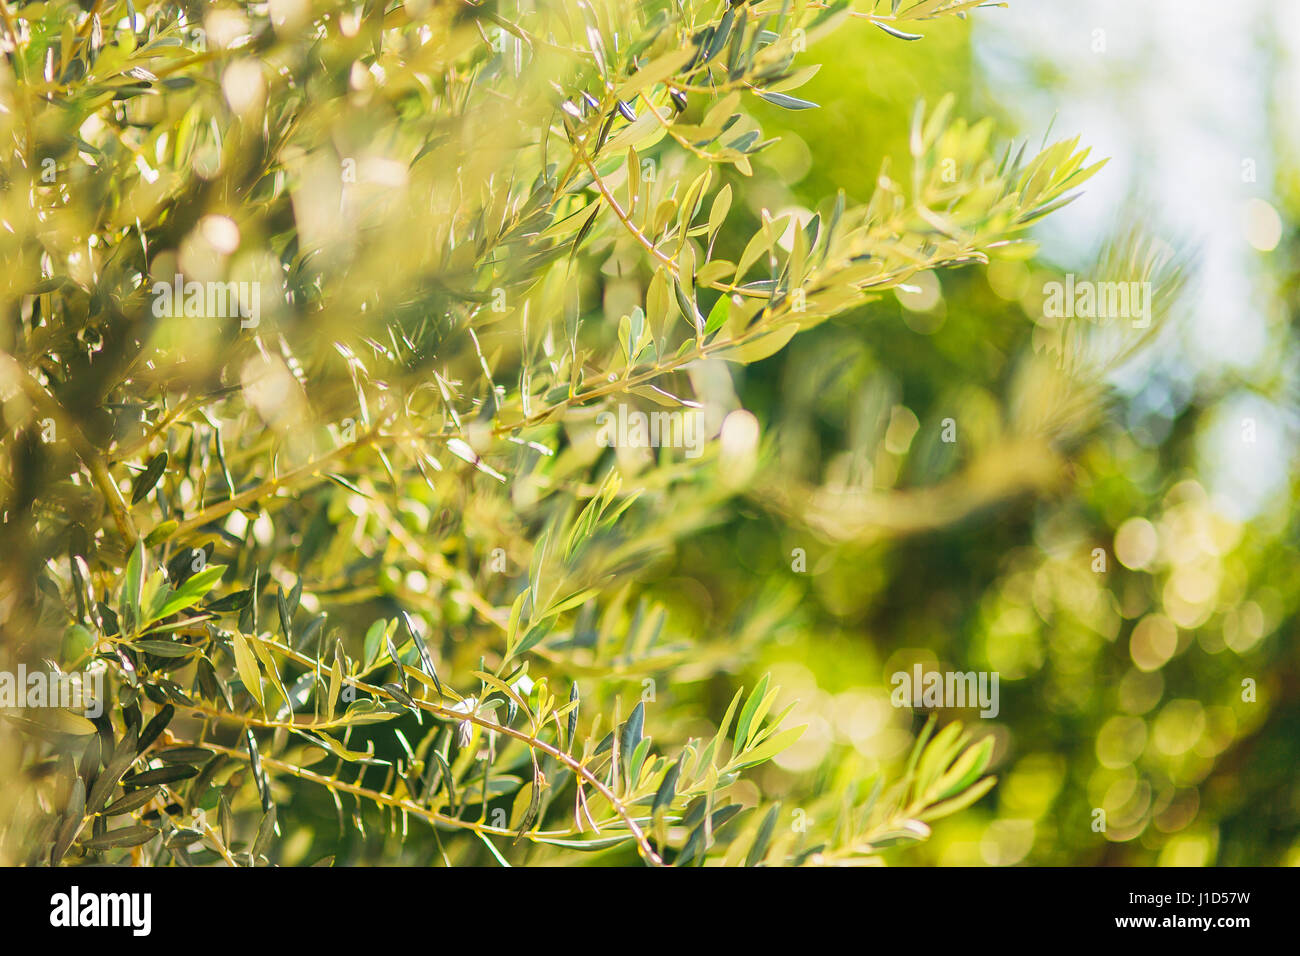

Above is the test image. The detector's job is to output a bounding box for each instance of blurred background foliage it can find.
[0,0,1295,867]
[697,7,1300,865]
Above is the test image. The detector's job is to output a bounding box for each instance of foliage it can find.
[0,0,1175,867]
[709,10,1299,867]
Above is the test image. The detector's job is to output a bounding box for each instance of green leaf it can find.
[294,728,391,765]
[932,735,994,802]
[704,293,730,337]
[363,619,386,670]
[918,775,997,822]
[707,184,733,245]
[402,615,441,699]
[528,528,549,613]
[130,452,168,504]
[543,586,602,618]
[530,833,638,851]
[337,697,404,726]
[253,806,278,859]
[136,704,175,753]
[87,727,139,815]
[122,765,198,787]
[915,721,966,795]
[147,564,226,624]
[566,682,580,750]
[139,569,167,626]
[873,21,922,40]
[324,472,368,496]
[205,588,252,613]
[80,825,159,850]
[230,630,263,710]
[652,752,683,816]
[755,90,819,111]
[709,687,745,770]
[157,746,214,765]
[277,587,293,641]
[745,803,779,867]
[143,519,177,547]
[251,636,293,717]
[620,701,645,778]
[102,786,163,815]
[7,709,99,737]
[327,645,343,721]
[734,674,770,751]
[512,619,552,659]
[719,324,798,364]
[120,540,146,633]
[731,724,805,769]
[52,778,86,862]
[130,638,198,660]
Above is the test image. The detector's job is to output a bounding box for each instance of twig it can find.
[189,639,665,866]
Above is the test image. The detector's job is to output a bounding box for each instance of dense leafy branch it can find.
[0,0,1133,867]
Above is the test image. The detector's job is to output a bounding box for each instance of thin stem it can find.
[491,294,785,435]
[637,90,716,162]
[578,151,679,277]
[183,737,638,852]
[191,636,665,865]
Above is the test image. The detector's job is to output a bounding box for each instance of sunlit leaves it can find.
[230,631,263,712]
[2,0,1053,870]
